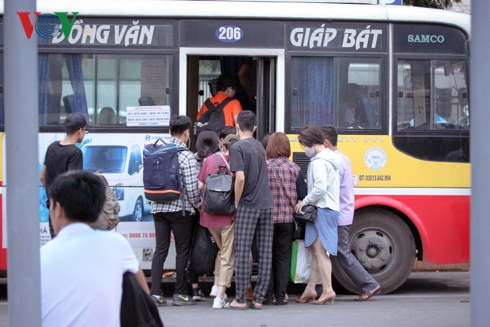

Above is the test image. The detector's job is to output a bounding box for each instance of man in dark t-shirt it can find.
[229,110,273,309]
[40,112,88,238]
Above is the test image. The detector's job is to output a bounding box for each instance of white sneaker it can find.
[212,297,230,309]
[209,285,219,297]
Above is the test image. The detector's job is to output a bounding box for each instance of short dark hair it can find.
[219,126,237,140]
[236,110,256,133]
[170,115,192,136]
[298,125,324,147]
[260,133,272,150]
[48,170,105,223]
[322,125,338,146]
[195,129,219,160]
[216,74,237,92]
[342,83,362,98]
[266,133,291,159]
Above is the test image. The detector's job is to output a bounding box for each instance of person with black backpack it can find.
[197,133,239,309]
[149,115,201,307]
[188,129,220,302]
[195,74,243,136]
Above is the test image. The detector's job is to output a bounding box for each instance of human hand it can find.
[295,200,304,213]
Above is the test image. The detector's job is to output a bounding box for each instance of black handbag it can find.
[120,272,164,327]
[293,205,317,223]
[292,219,306,241]
[189,224,219,275]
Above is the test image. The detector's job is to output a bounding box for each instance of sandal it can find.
[356,286,381,301]
[229,300,247,310]
[248,301,262,310]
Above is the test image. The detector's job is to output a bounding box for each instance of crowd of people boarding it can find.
[37,73,381,327]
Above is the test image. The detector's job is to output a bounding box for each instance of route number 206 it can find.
[215,25,243,43]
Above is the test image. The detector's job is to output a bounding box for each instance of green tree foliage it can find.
[404,0,462,9]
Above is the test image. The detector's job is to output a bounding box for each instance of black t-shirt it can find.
[230,138,273,209]
[43,141,83,195]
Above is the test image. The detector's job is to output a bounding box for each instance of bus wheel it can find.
[132,197,144,222]
[332,208,416,295]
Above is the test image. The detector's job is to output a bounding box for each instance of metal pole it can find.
[4,0,41,326]
[471,0,490,326]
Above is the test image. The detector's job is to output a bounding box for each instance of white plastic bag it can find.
[289,240,321,284]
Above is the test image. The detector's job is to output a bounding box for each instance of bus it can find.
[0,0,470,294]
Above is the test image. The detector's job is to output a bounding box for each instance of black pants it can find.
[265,222,294,302]
[187,214,200,285]
[150,211,194,296]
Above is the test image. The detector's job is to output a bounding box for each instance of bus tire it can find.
[332,208,416,295]
[132,197,144,222]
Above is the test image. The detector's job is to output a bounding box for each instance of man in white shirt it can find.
[41,170,149,327]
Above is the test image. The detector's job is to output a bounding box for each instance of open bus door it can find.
[187,55,276,150]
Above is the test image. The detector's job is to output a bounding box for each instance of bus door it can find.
[186,55,277,148]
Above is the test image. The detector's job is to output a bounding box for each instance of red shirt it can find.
[196,93,242,127]
[197,154,235,228]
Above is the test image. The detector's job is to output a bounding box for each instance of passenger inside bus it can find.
[445,138,469,162]
[138,96,155,106]
[99,107,116,125]
[338,83,376,128]
[339,83,361,127]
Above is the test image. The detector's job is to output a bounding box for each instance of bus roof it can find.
[0,0,471,36]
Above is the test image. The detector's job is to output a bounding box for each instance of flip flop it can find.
[229,300,247,310]
[248,301,263,310]
[356,286,381,301]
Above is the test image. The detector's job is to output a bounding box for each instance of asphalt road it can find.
[0,272,470,327]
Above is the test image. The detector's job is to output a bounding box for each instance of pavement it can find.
[0,271,470,327]
[156,272,470,327]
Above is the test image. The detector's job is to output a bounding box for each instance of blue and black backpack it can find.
[143,139,189,212]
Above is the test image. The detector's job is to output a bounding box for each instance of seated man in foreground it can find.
[41,170,149,327]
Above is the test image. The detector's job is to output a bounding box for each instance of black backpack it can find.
[203,154,234,215]
[195,97,233,136]
[189,224,219,276]
[143,139,189,214]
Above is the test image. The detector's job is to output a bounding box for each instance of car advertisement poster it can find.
[38,133,176,269]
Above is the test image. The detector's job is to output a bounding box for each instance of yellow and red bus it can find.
[0,0,470,293]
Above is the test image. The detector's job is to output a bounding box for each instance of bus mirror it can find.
[376,91,380,97]
[293,89,297,96]
[166,88,170,94]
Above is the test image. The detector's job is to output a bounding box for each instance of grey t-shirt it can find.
[230,138,273,209]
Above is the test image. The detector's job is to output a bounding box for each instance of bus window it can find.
[394,59,469,162]
[396,59,469,131]
[39,54,173,127]
[290,56,381,131]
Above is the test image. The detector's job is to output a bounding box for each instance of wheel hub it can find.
[351,230,395,273]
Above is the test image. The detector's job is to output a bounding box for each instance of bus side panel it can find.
[0,191,6,270]
[0,132,6,270]
[356,194,470,264]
